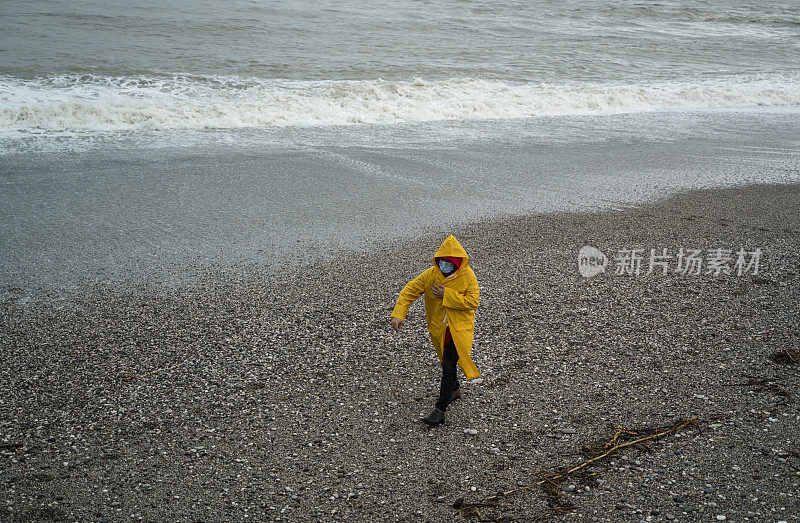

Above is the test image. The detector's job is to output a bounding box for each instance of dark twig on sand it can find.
[457,417,699,520]
[725,377,792,401]
[769,349,800,365]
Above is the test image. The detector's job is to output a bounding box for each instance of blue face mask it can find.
[438,259,456,275]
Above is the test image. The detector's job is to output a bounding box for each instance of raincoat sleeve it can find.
[390,268,430,320]
[442,272,479,310]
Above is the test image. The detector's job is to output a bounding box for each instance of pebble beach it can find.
[1,182,798,521]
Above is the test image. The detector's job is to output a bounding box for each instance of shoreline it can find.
[4,110,800,293]
[4,177,799,306]
[1,182,799,521]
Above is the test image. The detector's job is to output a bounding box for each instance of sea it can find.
[1,0,799,293]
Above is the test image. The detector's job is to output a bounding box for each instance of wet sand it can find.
[1,182,799,521]
[3,109,800,293]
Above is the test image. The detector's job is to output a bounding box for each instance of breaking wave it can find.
[2,73,800,135]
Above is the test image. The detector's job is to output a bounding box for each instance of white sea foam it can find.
[2,74,800,136]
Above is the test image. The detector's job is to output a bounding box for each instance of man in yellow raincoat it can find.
[390,234,480,426]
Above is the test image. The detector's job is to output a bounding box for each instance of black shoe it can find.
[449,387,461,404]
[421,408,445,426]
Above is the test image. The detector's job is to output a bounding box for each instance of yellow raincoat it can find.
[390,235,480,379]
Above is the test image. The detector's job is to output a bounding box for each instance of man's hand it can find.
[390,317,404,333]
[432,283,445,298]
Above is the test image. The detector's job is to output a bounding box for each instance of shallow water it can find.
[2,1,800,293]
[2,109,799,292]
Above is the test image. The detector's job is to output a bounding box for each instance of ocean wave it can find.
[2,74,800,135]
[684,9,800,27]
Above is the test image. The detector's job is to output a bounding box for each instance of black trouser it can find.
[435,338,460,411]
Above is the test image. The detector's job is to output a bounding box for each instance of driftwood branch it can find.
[457,417,699,520]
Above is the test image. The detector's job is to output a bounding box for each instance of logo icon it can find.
[578,246,607,278]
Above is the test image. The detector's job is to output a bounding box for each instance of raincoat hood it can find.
[433,235,470,271]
